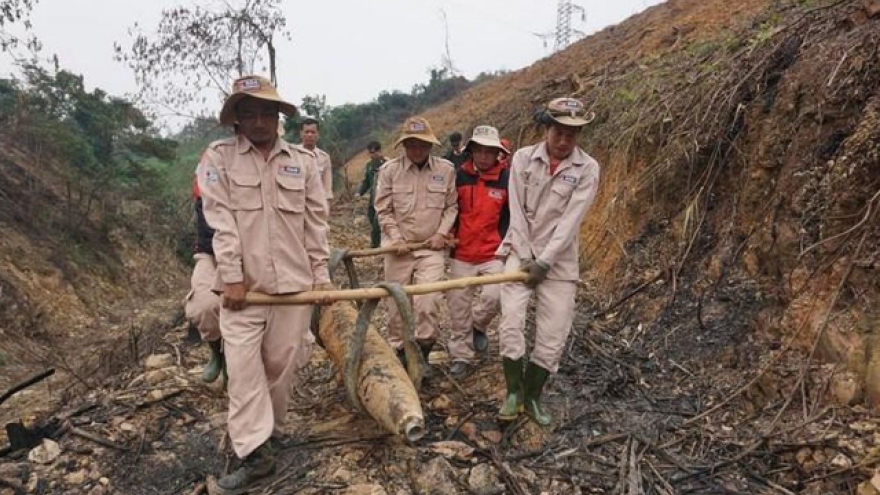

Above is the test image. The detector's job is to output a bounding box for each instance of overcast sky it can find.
[0,0,662,123]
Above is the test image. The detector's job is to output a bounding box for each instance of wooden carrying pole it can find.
[342,239,458,259]
[246,271,528,305]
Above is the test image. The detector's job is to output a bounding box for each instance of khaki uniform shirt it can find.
[497,142,600,281]
[197,135,331,294]
[296,145,333,200]
[374,155,458,245]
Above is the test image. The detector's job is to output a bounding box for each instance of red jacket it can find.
[453,160,510,263]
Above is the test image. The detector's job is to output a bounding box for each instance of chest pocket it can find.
[229,174,262,211]
[276,174,305,213]
[550,181,576,201]
[392,184,414,212]
[426,183,447,209]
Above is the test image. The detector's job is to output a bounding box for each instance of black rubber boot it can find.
[418,341,434,379]
[215,442,276,494]
[472,327,489,353]
[202,339,224,383]
[523,362,552,426]
[498,358,524,421]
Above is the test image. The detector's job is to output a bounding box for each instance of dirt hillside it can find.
[0,136,188,434]
[419,0,880,395]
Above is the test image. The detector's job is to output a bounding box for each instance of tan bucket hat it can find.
[545,97,596,127]
[465,125,509,154]
[393,117,442,148]
[219,75,298,126]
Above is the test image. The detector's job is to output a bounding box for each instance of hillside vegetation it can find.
[416,0,880,400]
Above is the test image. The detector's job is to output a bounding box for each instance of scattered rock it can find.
[459,422,479,442]
[468,463,504,495]
[99,477,110,486]
[831,452,852,469]
[864,0,880,17]
[143,368,171,385]
[859,481,880,495]
[831,371,863,405]
[428,441,475,461]
[28,439,61,464]
[119,422,137,433]
[340,484,387,495]
[145,353,174,370]
[411,457,459,495]
[330,466,357,484]
[64,469,89,486]
[431,395,452,411]
[481,430,503,444]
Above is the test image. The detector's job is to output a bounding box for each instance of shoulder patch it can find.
[201,162,220,184]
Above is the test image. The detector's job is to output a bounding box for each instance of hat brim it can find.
[465,136,509,154]
[394,134,442,148]
[219,93,298,126]
[548,111,596,127]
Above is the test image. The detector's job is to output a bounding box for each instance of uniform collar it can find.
[404,155,438,171]
[533,142,588,171]
[236,134,292,158]
[462,160,503,181]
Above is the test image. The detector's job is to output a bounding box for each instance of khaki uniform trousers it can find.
[384,249,446,349]
[221,304,313,458]
[498,256,577,373]
[184,254,221,342]
[447,258,503,363]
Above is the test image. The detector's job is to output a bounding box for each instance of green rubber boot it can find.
[215,441,276,495]
[202,339,224,383]
[497,358,524,421]
[523,362,552,426]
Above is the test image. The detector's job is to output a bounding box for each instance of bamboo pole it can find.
[246,271,528,306]
[342,239,458,259]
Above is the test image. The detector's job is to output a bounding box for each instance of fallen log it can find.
[247,272,529,306]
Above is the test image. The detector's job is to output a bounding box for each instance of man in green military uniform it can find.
[356,140,386,248]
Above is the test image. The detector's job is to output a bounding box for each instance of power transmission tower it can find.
[554,0,586,51]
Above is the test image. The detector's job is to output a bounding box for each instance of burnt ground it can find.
[1,198,876,495]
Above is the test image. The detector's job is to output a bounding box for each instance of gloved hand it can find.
[520,259,550,288]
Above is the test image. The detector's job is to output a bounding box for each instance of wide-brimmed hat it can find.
[545,97,595,127]
[394,117,442,148]
[464,125,509,154]
[219,75,297,126]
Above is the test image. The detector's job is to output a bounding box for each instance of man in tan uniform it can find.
[183,177,223,383]
[299,117,333,200]
[496,97,600,426]
[374,117,458,369]
[197,75,331,494]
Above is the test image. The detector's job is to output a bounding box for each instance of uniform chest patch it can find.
[488,189,504,200]
[279,165,302,177]
[430,174,445,183]
[560,174,578,185]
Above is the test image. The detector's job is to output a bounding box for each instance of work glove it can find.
[520,259,550,288]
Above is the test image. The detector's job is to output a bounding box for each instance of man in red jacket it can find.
[446,125,510,377]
